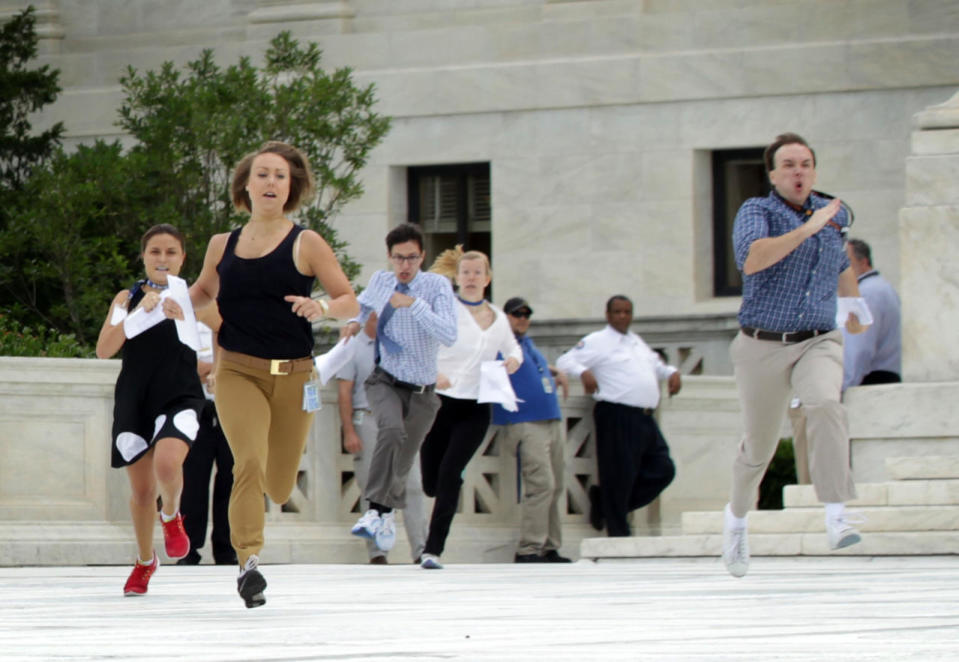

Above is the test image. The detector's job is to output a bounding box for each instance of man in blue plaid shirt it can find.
[722,133,869,578]
[342,223,457,554]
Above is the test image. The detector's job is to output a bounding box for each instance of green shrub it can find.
[758,438,798,510]
[0,313,92,357]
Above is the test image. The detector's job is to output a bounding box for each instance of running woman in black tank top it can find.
[162,142,357,608]
[96,224,205,597]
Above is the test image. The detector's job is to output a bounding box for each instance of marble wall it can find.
[9,0,958,325]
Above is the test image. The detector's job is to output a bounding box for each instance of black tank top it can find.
[216,224,315,359]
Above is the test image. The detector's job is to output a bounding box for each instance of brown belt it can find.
[220,349,314,376]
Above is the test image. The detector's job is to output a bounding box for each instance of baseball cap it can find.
[503,297,533,315]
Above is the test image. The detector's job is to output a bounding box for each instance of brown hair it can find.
[763,132,816,172]
[140,223,185,254]
[231,141,315,213]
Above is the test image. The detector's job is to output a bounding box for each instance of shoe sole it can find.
[421,561,443,570]
[350,527,376,540]
[238,569,268,609]
[832,532,862,550]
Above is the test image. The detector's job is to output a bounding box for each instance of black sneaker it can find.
[237,555,267,609]
[514,553,547,563]
[175,549,201,566]
[542,549,572,563]
[588,485,604,531]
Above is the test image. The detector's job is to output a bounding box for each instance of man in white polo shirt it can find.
[556,295,681,537]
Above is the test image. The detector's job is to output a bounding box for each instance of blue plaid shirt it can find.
[734,191,850,332]
[353,269,457,385]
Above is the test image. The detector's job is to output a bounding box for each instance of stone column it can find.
[247,0,354,38]
[900,90,959,381]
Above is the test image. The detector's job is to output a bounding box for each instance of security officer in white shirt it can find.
[556,295,681,536]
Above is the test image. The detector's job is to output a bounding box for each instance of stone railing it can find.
[4,356,952,564]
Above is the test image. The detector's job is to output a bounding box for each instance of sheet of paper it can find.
[122,276,200,351]
[314,336,359,385]
[836,296,873,328]
[165,276,200,351]
[478,360,521,412]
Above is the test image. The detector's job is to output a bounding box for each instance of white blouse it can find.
[436,301,523,400]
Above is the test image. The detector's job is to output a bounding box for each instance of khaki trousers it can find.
[502,420,565,556]
[215,357,315,565]
[730,330,856,517]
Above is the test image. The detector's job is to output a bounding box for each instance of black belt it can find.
[741,327,831,344]
[374,367,435,394]
[597,401,654,416]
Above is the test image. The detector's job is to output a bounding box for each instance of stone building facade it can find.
[9,0,959,372]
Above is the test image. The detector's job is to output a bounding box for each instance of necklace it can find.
[457,296,484,307]
[146,278,169,291]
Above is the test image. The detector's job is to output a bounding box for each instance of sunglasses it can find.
[509,310,531,319]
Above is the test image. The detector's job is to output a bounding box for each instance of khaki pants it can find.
[730,330,856,517]
[215,357,315,565]
[502,420,565,556]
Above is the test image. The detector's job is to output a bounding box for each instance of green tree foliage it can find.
[1,28,390,352]
[0,6,63,195]
[117,31,391,281]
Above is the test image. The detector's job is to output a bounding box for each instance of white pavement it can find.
[1,557,957,661]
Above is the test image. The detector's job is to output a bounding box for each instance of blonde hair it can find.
[429,245,491,282]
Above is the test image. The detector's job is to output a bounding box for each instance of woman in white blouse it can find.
[418,247,522,569]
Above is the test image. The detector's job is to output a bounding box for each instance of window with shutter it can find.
[712,148,769,297]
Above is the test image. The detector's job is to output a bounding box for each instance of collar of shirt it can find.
[857,269,879,283]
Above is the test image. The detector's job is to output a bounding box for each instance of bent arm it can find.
[298,230,358,319]
[189,233,228,310]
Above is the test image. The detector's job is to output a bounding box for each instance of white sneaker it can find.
[722,505,749,578]
[827,513,863,550]
[374,511,396,552]
[351,509,381,540]
[420,553,443,570]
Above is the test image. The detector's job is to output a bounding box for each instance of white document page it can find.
[836,297,874,328]
[314,336,359,385]
[478,360,521,412]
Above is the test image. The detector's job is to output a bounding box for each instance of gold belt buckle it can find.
[270,359,289,376]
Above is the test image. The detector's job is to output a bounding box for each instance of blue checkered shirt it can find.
[734,191,850,332]
[353,269,457,385]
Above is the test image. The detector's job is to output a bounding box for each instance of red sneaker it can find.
[161,513,190,559]
[123,552,159,596]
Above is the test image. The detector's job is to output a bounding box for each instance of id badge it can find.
[302,380,322,412]
[352,410,365,426]
[542,376,554,394]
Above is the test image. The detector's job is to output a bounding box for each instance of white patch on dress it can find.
[173,409,200,440]
[116,432,148,462]
[153,414,167,440]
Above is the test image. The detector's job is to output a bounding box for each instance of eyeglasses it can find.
[509,311,531,319]
[389,253,422,265]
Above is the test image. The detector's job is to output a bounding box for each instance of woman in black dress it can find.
[96,224,206,596]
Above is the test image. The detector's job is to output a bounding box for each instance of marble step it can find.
[580,530,959,559]
[784,480,959,508]
[681,506,959,535]
[0,521,596,566]
[885,456,959,480]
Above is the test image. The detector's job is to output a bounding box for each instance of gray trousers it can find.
[502,420,565,556]
[730,330,857,517]
[353,410,427,562]
[363,369,440,511]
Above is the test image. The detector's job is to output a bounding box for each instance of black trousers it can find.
[420,395,491,556]
[180,400,236,563]
[593,401,675,537]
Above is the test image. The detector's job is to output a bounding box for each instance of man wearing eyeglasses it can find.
[493,297,572,563]
[342,224,457,554]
